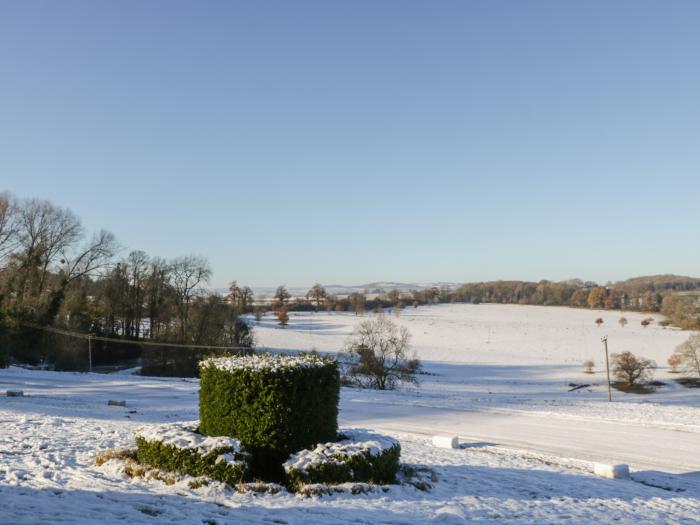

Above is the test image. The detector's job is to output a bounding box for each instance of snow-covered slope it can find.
[1,304,698,523]
[0,367,698,524]
[252,303,689,366]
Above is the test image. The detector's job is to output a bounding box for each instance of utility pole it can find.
[602,336,611,402]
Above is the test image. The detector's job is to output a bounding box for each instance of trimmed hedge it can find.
[283,429,401,491]
[135,423,249,485]
[199,354,340,479]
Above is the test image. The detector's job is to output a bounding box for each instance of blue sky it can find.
[1,1,699,288]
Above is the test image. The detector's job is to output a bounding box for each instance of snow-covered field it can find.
[1,304,699,524]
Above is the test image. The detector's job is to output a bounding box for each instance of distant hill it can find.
[240,281,458,298]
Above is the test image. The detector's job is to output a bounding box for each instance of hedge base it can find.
[135,422,249,485]
[283,429,401,492]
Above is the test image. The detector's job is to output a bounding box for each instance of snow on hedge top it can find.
[283,428,399,473]
[136,421,242,456]
[201,353,332,373]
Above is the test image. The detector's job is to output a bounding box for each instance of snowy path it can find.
[341,399,700,474]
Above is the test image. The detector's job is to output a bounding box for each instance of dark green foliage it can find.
[285,443,401,491]
[0,306,43,366]
[198,357,340,479]
[0,309,9,368]
[135,436,249,485]
[141,347,252,378]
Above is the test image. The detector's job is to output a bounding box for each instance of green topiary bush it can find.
[135,422,249,485]
[283,429,401,491]
[198,353,340,479]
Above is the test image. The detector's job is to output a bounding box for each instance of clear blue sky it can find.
[1,1,699,288]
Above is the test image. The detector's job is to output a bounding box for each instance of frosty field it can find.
[1,304,699,524]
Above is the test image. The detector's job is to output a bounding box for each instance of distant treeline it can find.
[280,276,700,331]
[1,191,699,372]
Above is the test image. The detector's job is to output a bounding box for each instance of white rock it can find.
[432,435,459,449]
[593,463,630,479]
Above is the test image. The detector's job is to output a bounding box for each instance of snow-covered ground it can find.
[1,304,699,523]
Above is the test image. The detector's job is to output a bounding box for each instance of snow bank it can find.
[201,353,331,373]
[284,428,399,473]
[135,421,242,456]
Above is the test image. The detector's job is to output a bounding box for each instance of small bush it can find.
[343,316,420,390]
[667,354,681,373]
[284,429,401,492]
[135,422,249,485]
[199,354,340,479]
[674,334,700,377]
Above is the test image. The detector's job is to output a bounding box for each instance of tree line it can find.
[0,193,252,369]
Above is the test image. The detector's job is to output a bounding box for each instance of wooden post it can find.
[88,335,93,373]
[602,336,611,402]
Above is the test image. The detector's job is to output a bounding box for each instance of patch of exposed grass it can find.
[94,448,137,466]
[612,382,656,394]
[95,448,178,485]
[295,482,382,497]
[235,481,284,494]
[398,464,438,491]
[187,478,210,490]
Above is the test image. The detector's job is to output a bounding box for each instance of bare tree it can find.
[386,289,401,304]
[343,316,421,390]
[306,283,327,310]
[254,305,265,322]
[612,351,656,387]
[227,281,253,313]
[169,255,212,343]
[583,360,594,374]
[14,199,82,303]
[618,317,628,328]
[274,285,290,308]
[40,229,118,324]
[124,250,149,338]
[674,334,700,377]
[277,304,289,326]
[61,230,117,284]
[36,205,82,296]
[667,354,681,374]
[348,292,366,316]
[145,257,171,340]
[595,317,604,327]
[0,192,19,261]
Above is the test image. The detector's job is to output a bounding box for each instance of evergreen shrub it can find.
[135,422,249,485]
[199,353,340,478]
[283,429,401,491]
